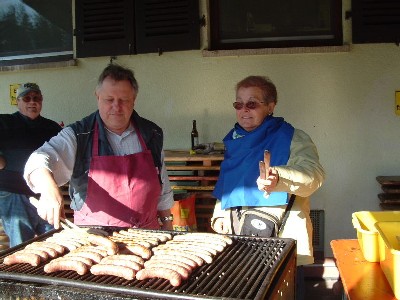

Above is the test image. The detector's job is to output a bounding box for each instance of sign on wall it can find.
[9,83,20,106]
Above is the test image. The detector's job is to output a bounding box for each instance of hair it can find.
[96,64,139,93]
[235,75,277,103]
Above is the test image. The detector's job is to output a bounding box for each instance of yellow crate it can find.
[374,221,400,299]
[352,211,400,262]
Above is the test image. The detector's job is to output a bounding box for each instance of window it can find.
[209,0,342,50]
[0,0,73,66]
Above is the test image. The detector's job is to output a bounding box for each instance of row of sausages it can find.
[2,229,233,287]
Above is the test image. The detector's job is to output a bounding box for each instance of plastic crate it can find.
[374,221,400,299]
[352,211,400,262]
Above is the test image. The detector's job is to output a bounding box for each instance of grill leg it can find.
[296,266,305,300]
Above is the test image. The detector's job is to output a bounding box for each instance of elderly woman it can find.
[211,75,325,268]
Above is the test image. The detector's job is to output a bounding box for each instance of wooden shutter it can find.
[75,0,134,58]
[352,0,400,44]
[134,0,200,54]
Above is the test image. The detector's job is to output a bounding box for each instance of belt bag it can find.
[237,194,296,238]
[238,209,280,237]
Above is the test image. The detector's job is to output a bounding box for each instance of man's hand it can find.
[28,168,64,229]
[257,150,279,194]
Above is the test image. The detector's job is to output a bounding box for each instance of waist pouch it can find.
[238,209,281,237]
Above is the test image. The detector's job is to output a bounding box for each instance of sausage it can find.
[111,238,152,249]
[143,262,189,279]
[99,258,142,271]
[65,251,103,264]
[150,253,198,268]
[166,240,225,252]
[44,259,88,275]
[120,244,151,259]
[87,235,118,255]
[126,229,172,241]
[28,241,65,255]
[173,233,231,246]
[90,264,136,280]
[18,249,49,261]
[44,238,79,251]
[54,256,93,267]
[152,250,204,266]
[100,254,144,265]
[156,243,217,256]
[71,246,108,257]
[3,252,41,266]
[136,267,182,287]
[144,259,192,272]
[24,245,58,258]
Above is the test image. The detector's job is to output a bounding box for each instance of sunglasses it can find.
[20,95,43,103]
[233,100,265,110]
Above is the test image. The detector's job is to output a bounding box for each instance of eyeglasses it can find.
[20,95,43,103]
[233,100,265,110]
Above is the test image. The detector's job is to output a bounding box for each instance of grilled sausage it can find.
[90,264,136,280]
[44,259,88,275]
[70,246,108,257]
[173,233,232,246]
[110,236,153,248]
[27,241,65,255]
[18,249,49,261]
[165,240,225,252]
[99,258,142,271]
[44,238,80,251]
[136,267,182,287]
[65,251,103,264]
[144,259,192,272]
[126,229,172,241]
[100,254,144,265]
[152,250,203,266]
[143,262,190,279]
[155,243,217,256]
[120,244,151,259]
[3,252,41,266]
[54,256,93,267]
[150,253,198,268]
[87,235,118,255]
[24,245,58,258]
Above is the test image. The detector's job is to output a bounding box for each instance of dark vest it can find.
[68,110,163,210]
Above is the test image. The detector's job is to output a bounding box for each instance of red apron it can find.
[74,122,161,228]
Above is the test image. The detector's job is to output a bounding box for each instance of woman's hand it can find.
[212,217,230,234]
[257,150,279,194]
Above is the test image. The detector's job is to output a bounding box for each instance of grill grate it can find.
[0,230,295,300]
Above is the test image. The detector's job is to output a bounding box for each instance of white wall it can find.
[0,0,399,256]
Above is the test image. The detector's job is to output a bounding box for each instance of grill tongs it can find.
[29,196,83,232]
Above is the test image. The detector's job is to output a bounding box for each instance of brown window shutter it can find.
[134,0,200,54]
[352,0,400,44]
[75,0,134,58]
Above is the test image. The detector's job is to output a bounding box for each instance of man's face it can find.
[17,91,43,120]
[96,77,137,135]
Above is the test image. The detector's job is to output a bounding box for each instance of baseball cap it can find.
[16,83,41,99]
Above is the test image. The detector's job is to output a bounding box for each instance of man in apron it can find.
[24,64,174,230]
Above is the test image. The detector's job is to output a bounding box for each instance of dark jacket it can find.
[0,112,62,195]
[68,110,163,210]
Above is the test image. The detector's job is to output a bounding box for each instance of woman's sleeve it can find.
[274,129,326,197]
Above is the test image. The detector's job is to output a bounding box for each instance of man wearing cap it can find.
[0,83,62,247]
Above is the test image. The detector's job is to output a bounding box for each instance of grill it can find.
[0,229,296,300]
